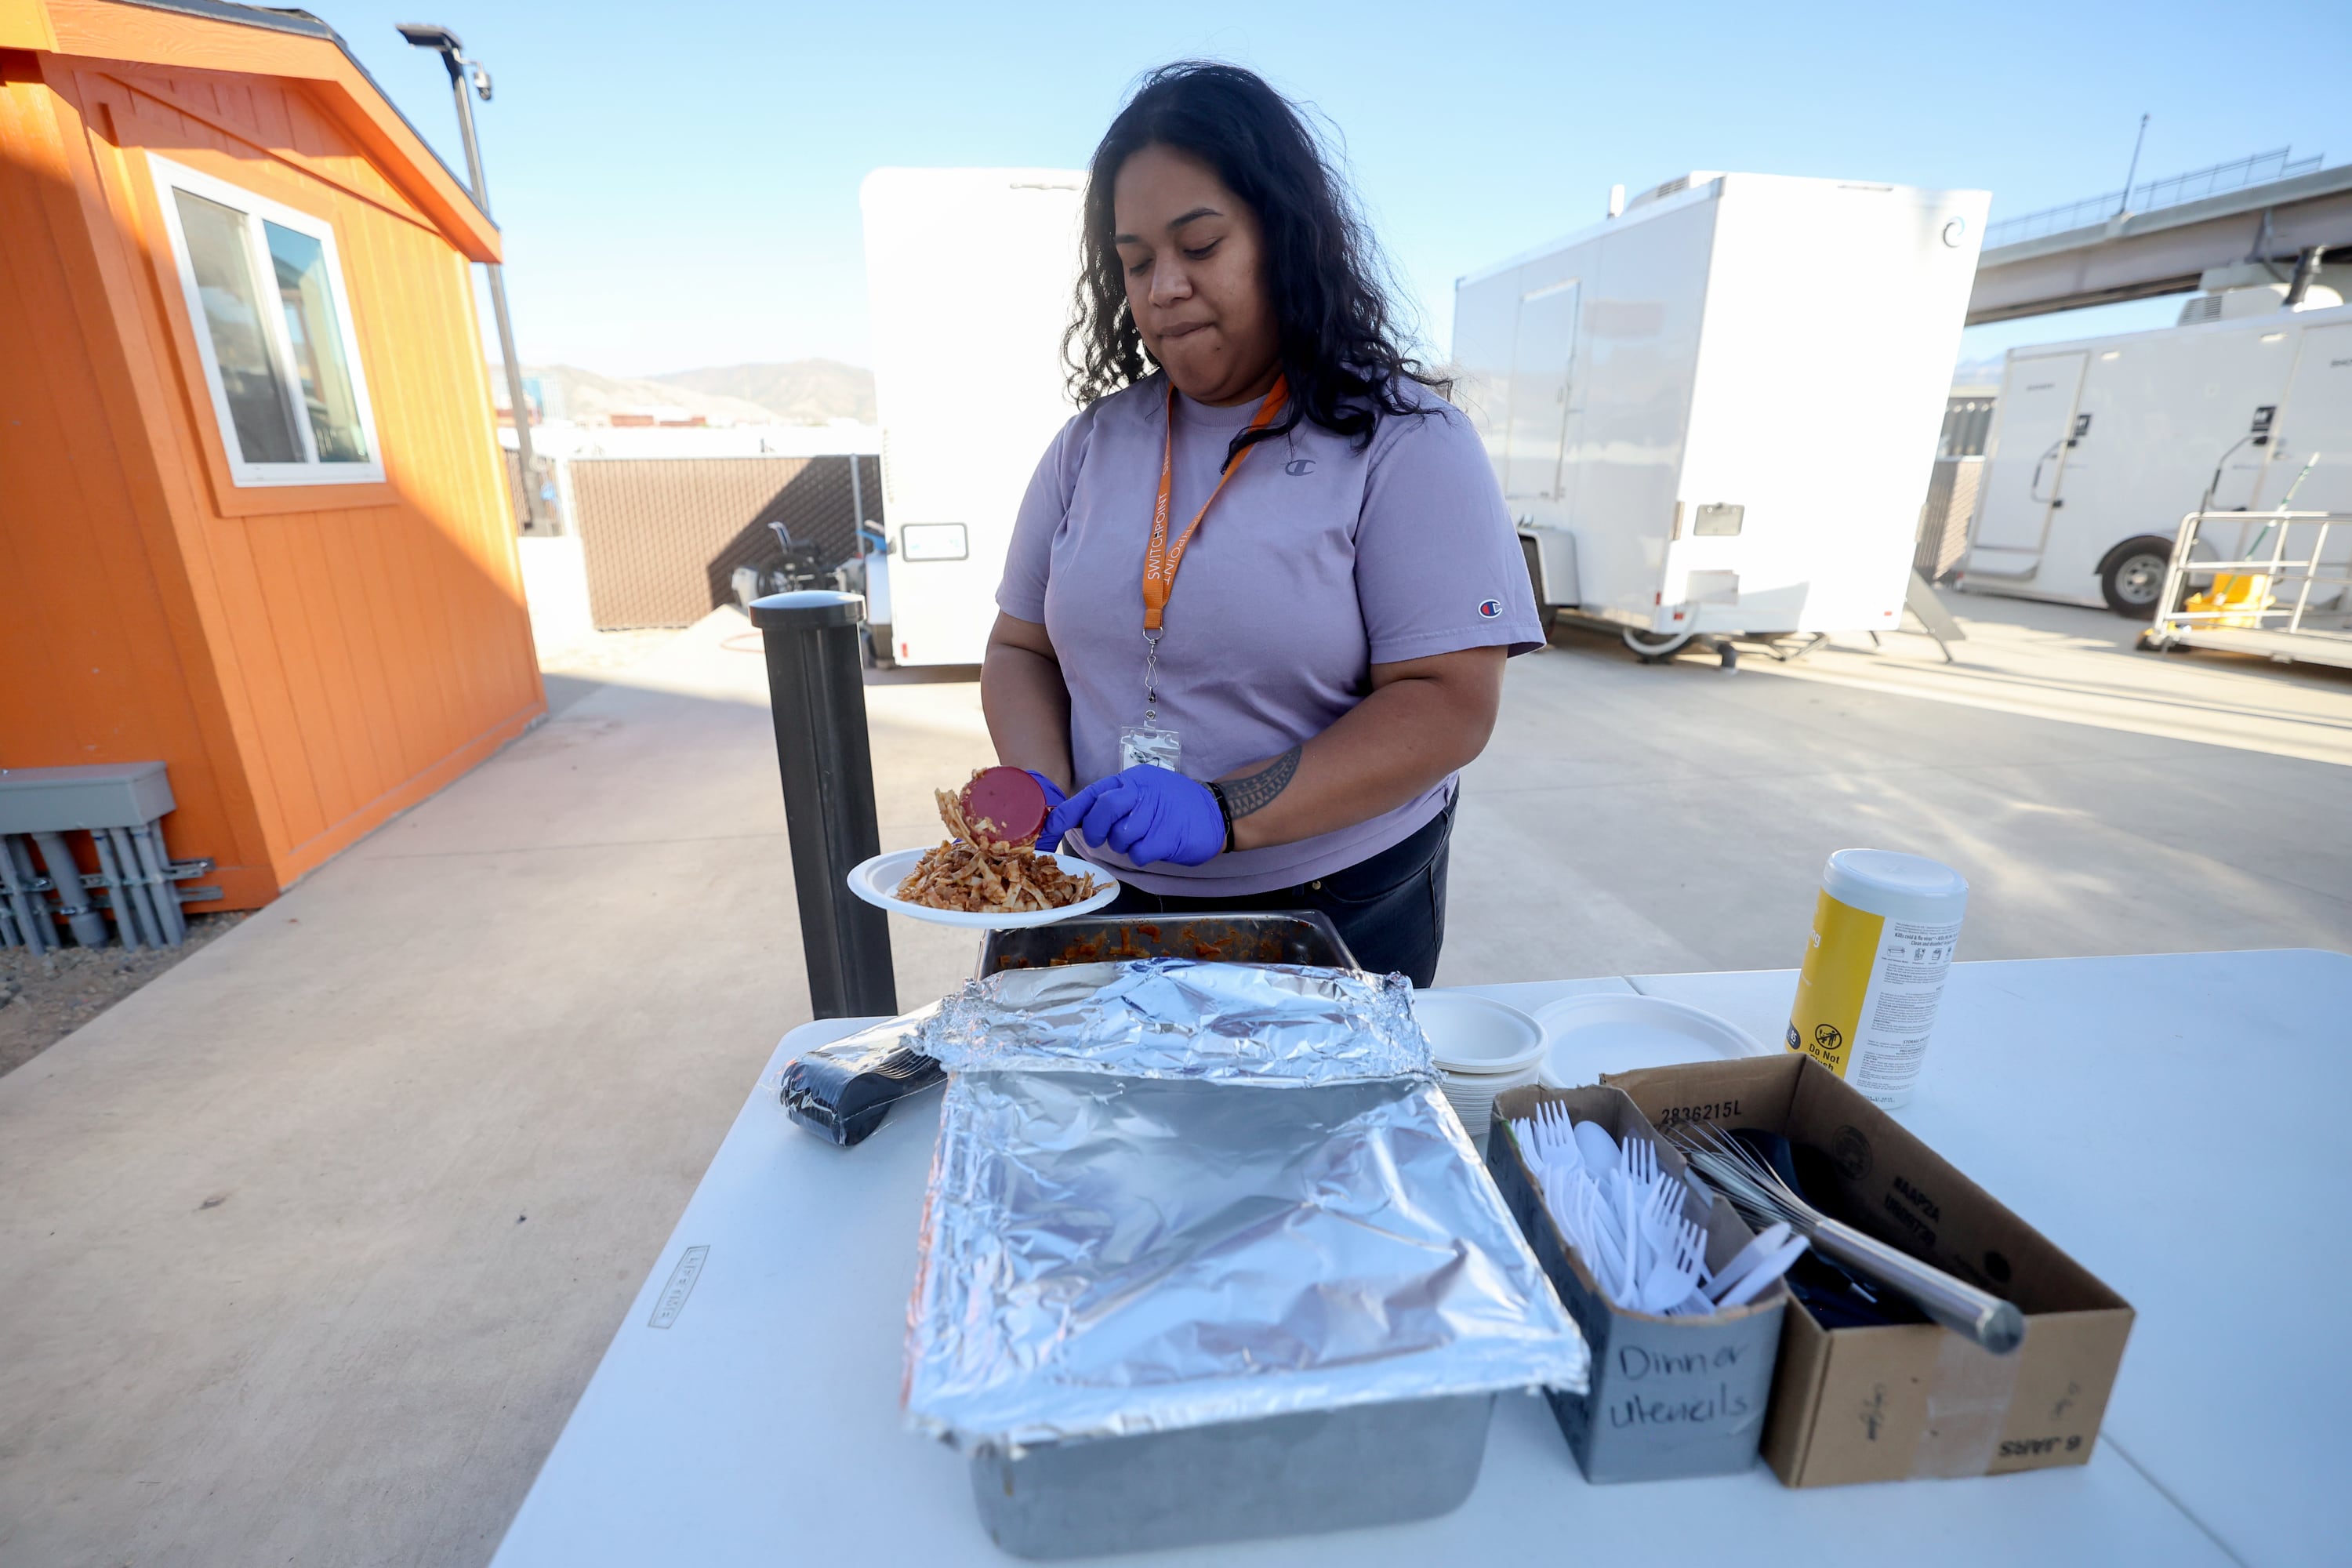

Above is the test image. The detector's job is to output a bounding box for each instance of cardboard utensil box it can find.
[1488,1084,1790,1483]
[1602,1054,2134,1488]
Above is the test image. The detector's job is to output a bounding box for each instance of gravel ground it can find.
[0,913,249,1078]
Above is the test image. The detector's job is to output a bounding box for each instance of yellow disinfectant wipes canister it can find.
[1786,849,1968,1108]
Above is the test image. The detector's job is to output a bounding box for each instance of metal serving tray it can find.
[977,910,1357,975]
[787,916,1358,1150]
[905,963,1585,1559]
[970,1392,1496,1560]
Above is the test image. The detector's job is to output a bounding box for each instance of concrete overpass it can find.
[1966,161,2352,325]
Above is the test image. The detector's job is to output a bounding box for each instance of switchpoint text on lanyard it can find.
[1124,374,1290,772]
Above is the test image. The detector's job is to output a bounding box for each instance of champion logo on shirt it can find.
[1284,458,1316,476]
[1477,598,1503,619]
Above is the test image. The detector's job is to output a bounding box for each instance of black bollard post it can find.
[751,591,898,1019]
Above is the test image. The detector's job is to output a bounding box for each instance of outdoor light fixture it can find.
[399,21,547,530]
[394,21,456,53]
[396,22,492,100]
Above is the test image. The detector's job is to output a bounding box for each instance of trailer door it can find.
[1969,350,2088,577]
[1503,279,1581,519]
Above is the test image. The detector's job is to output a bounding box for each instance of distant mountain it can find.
[491,359,875,426]
[651,360,877,425]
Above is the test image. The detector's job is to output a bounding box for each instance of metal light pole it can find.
[2116,113,2151,219]
[398,23,550,532]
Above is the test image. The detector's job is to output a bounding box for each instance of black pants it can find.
[1103,792,1454,985]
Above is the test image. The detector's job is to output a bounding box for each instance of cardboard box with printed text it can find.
[1601,1054,2135,1487]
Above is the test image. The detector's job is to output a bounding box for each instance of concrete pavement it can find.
[1,591,2345,1566]
[1446,590,2352,982]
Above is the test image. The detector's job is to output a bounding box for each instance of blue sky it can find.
[329,0,2349,378]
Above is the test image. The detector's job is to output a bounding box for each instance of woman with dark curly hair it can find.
[982,62,1539,982]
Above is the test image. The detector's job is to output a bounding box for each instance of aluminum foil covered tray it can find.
[901,960,1588,1458]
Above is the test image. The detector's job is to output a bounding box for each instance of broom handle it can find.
[1813,1218,2025,1354]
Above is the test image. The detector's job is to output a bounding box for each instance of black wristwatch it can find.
[1204,779,1237,853]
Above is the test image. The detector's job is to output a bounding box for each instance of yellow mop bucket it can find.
[2186,453,2321,625]
[2184,572,2274,627]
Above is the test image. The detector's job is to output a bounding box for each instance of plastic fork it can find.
[1512,1115,1543,1156]
[1638,1250,1703,1314]
[1624,1134,1658,1189]
[1536,1101,1574,1152]
[1561,1185,1615,1296]
[1642,1170,1682,1227]
[1578,1185,1629,1292]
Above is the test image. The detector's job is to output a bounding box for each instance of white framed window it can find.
[148,154,385,486]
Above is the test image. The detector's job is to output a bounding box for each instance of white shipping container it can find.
[861,169,1084,665]
[1962,298,2352,615]
[1454,173,1987,649]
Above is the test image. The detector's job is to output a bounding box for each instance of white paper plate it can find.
[1411,991,1547,1076]
[846,847,1121,929]
[1533,993,1773,1089]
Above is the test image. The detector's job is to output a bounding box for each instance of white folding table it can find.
[492,949,2349,1567]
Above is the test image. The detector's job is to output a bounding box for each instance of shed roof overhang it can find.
[1,0,502,262]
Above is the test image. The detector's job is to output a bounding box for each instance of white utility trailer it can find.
[1454,172,1987,659]
[1961,292,2352,616]
[860,169,1083,665]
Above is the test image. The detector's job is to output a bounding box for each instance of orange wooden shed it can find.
[1,0,543,911]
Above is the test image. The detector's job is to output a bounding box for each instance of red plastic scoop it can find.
[960,766,1047,847]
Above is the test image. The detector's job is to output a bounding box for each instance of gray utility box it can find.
[0,761,174,832]
[1490,1083,1790,1483]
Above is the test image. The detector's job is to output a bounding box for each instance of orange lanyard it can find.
[1141,375,1289,633]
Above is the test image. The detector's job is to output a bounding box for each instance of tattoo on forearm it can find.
[1220,746,1301,818]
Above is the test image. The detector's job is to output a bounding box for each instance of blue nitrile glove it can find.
[1047,766,1225,866]
[1025,771,1068,817]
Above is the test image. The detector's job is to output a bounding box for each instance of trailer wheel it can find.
[1622,626,1697,661]
[2099,537,2174,617]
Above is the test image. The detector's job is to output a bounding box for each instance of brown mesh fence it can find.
[501,446,561,533]
[567,456,881,630]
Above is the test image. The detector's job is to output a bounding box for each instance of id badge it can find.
[1119,725,1181,771]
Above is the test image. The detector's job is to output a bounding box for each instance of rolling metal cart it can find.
[2140,508,2352,669]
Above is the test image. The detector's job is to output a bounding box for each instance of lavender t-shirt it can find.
[997,372,1541,896]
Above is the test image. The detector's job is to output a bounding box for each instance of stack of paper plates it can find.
[1410,992,1545,1138]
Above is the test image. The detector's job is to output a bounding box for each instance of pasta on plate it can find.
[894,775,1104,914]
